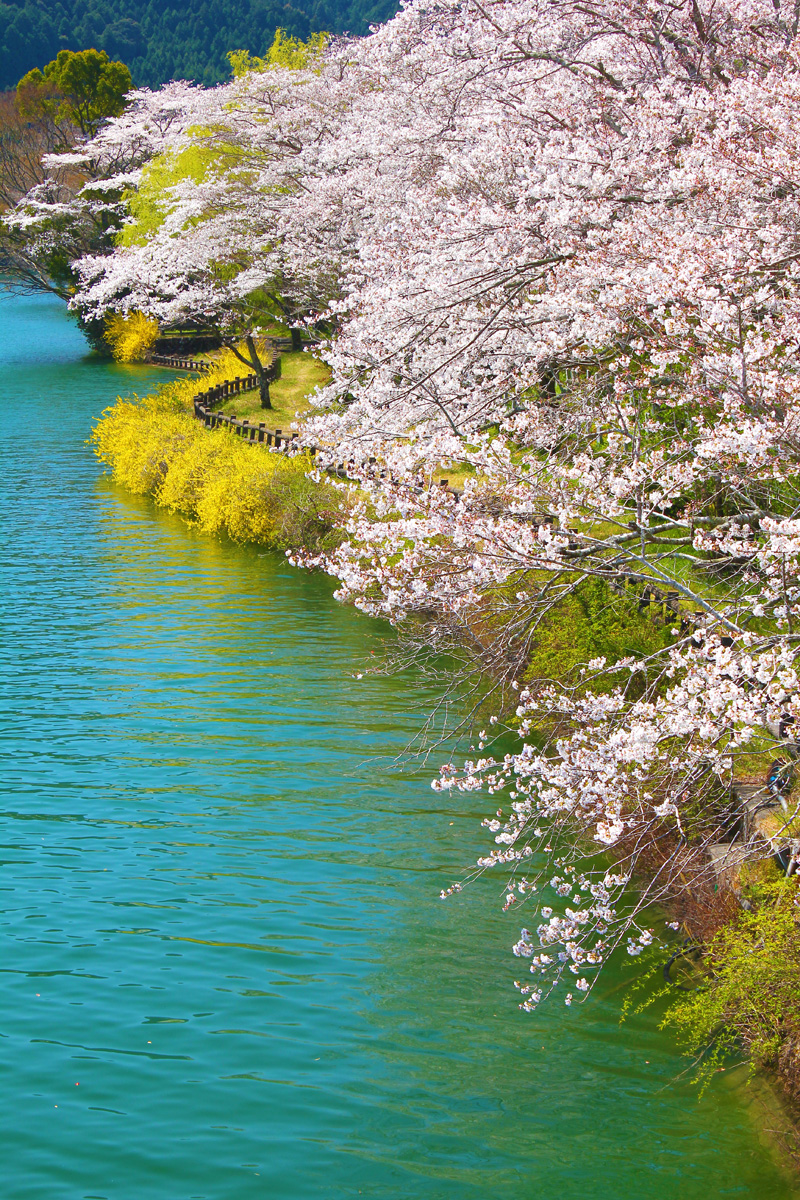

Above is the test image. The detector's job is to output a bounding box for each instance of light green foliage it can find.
[119,145,217,247]
[17,49,131,136]
[523,577,673,693]
[90,354,342,551]
[228,30,329,78]
[103,311,160,361]
[664,881,800,1088]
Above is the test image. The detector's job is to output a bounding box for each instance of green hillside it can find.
[0,0,398,90]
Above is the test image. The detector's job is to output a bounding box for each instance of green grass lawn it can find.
[220,351,331,429]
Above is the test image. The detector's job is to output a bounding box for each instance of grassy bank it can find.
[91,351,344,551]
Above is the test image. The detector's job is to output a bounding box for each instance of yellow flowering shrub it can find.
[104,311,161,362]
[228,30,329,77]
[90,359,343,550]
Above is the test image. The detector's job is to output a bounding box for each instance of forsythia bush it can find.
[104,311,160,362]
[91,358,342,551]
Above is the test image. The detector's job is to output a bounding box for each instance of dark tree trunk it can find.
[290,326,303,351]
[243,333,272,409]
[259,372,272,409]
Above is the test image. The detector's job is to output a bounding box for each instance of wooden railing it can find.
[149,353,211,372]
[191,356,290,444]
[149,336,318,373]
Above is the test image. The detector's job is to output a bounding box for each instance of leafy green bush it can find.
[17,48,131,135]
[523,576,673,693]
[664,881,800,1088]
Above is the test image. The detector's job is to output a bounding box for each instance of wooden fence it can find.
[149,353,211,372]
[191,356,294,445]
[148,336,318,373]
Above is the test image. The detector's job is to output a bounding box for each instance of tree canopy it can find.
[17,48,131,135]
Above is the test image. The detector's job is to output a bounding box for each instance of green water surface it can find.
[0,290,796,1199]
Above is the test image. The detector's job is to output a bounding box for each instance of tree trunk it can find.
[290,326,303,351]
[243,333,272,409]
[259,372,272,409]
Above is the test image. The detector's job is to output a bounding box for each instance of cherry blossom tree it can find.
[68,53,360,393]
[291,0,800,1005]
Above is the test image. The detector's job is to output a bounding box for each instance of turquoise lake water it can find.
[0,288,797,1198]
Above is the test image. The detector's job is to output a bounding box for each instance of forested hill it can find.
[0,0,398,90]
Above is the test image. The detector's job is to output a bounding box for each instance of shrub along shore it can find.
[91,351,344,552]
